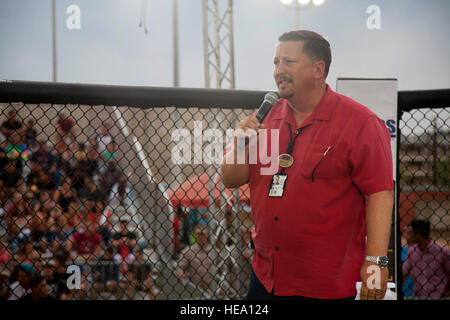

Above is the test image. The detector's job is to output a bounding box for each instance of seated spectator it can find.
[5,192,33,249]
[86,138,100,179]
[99,141,117,172]
[20,274,54,300]
[77,197,101,228]
[112,218,137,257]
[1,157,23,194]
[40,190,56,214]
[26,159,55,192]
[128,247,156,299]
[176,224,218,297]
[112,218,137,276]
[96,122,113,154]
[71,165,88,197]
[8,263,34,300]
[0,268,12,300]
[51,249,71,299]
[100,160,127,205]
[56,112,77,147]
[78,177,106,203]
[55,148,75,178]
[0,240,11,267]
[1,109,24,141]
[89,246,122,300]
[15,241,34,264]
[67,200,83,233]
[59,286,74,300]
[53,176,76,213]
[49,160,62,188]
[41,207,63,251]
[24,118,38,151]
[66,220,102,263]
[74,142,87,166]
[74,142,90,179]
[31,200,49,243]
[37,237,54,263]
[31,140,55,172]
[39,170,56,192]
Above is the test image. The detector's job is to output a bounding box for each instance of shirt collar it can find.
[270,84,335,126]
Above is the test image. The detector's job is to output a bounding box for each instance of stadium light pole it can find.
[173,0,179,87]
[280,0,326,29]
[52,0,57,82]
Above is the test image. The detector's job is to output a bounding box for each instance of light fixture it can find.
[280,0,294,5]
[312,0,325,6]
[298,0,311,5]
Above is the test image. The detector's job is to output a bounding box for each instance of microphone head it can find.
[264,92,279,105]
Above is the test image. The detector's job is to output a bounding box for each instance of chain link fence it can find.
[0,81,264,300]
[0,81,449,300]
[397,92,450,299]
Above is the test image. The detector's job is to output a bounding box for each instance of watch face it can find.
[378,256,389,267]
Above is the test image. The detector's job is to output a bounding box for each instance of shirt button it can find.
[274,217,278,221]
[275,247,279,251]
[294,130,299,135]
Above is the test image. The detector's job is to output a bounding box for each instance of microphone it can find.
[243,92,279,146]
[255,92,279,124]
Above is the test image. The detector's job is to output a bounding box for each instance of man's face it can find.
[196,232,208,247]
[405,225,420,245]
[120,221,129,231]
[34,279,50,297]
[273,41,317,100]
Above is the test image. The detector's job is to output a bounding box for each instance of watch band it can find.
[366,255,389,268]
[365,256,378,264]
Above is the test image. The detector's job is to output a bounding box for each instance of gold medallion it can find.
[278,153,294,168]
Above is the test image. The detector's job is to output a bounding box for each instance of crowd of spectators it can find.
[0,108,154,300]
[0,107,255,300]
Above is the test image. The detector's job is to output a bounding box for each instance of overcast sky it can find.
[0,0,449,92]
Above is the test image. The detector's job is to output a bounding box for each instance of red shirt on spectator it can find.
[248,85,393,299]
[77,211,100,226]
[173,215,180,244]
[73,232,101,255]
[0,249,11,265]
[57,117,74,134]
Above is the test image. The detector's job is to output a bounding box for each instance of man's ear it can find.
[313,60,326,79]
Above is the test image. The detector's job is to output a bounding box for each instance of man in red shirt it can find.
[67,220,102,262]
[221,30,394,300]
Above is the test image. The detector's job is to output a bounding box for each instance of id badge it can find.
[268,174,288,197]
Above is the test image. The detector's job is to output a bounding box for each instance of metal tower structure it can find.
[202,0,236,89]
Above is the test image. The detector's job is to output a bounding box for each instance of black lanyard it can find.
[279,123,308,174]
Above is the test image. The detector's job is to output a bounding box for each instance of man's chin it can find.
[278,90,294,99]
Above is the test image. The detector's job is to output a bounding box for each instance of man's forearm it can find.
[365,190,394,256]
[221,143,250,188]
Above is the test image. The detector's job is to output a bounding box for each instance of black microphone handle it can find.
[243,100,274,146]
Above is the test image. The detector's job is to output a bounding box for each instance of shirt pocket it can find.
[300,143,348,180]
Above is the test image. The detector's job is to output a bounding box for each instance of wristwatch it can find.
[366,255,389,268]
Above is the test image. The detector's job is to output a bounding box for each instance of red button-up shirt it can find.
[249,85,394,299]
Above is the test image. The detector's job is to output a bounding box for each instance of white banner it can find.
[336,78,398,179]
